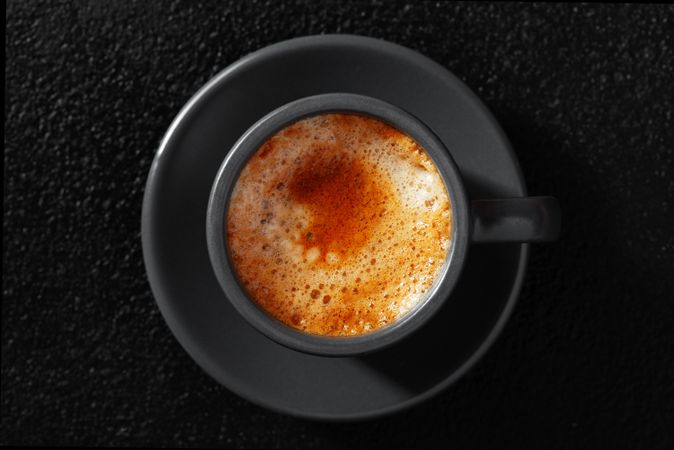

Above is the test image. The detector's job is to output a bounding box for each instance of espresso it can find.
[226,113,452,336]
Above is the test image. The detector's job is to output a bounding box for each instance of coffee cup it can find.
[206,93,560,356]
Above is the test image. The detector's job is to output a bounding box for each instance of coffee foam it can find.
[227,114,452,336]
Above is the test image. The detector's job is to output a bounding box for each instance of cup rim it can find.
[206,93,470,356]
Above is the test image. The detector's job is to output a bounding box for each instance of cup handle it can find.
[471,196,561,243]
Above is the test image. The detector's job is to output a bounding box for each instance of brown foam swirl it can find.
[226,113,452,336]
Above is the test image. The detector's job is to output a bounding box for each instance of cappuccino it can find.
[226,113,452,336]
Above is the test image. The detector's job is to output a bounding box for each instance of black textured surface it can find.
[3,1,674,448]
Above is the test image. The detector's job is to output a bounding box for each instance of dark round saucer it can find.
[141,35,528,421]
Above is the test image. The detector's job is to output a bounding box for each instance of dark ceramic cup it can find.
[206,93,560,356]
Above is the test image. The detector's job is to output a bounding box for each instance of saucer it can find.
[142,35,528,421]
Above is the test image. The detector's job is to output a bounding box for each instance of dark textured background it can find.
[3,1,674,448]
